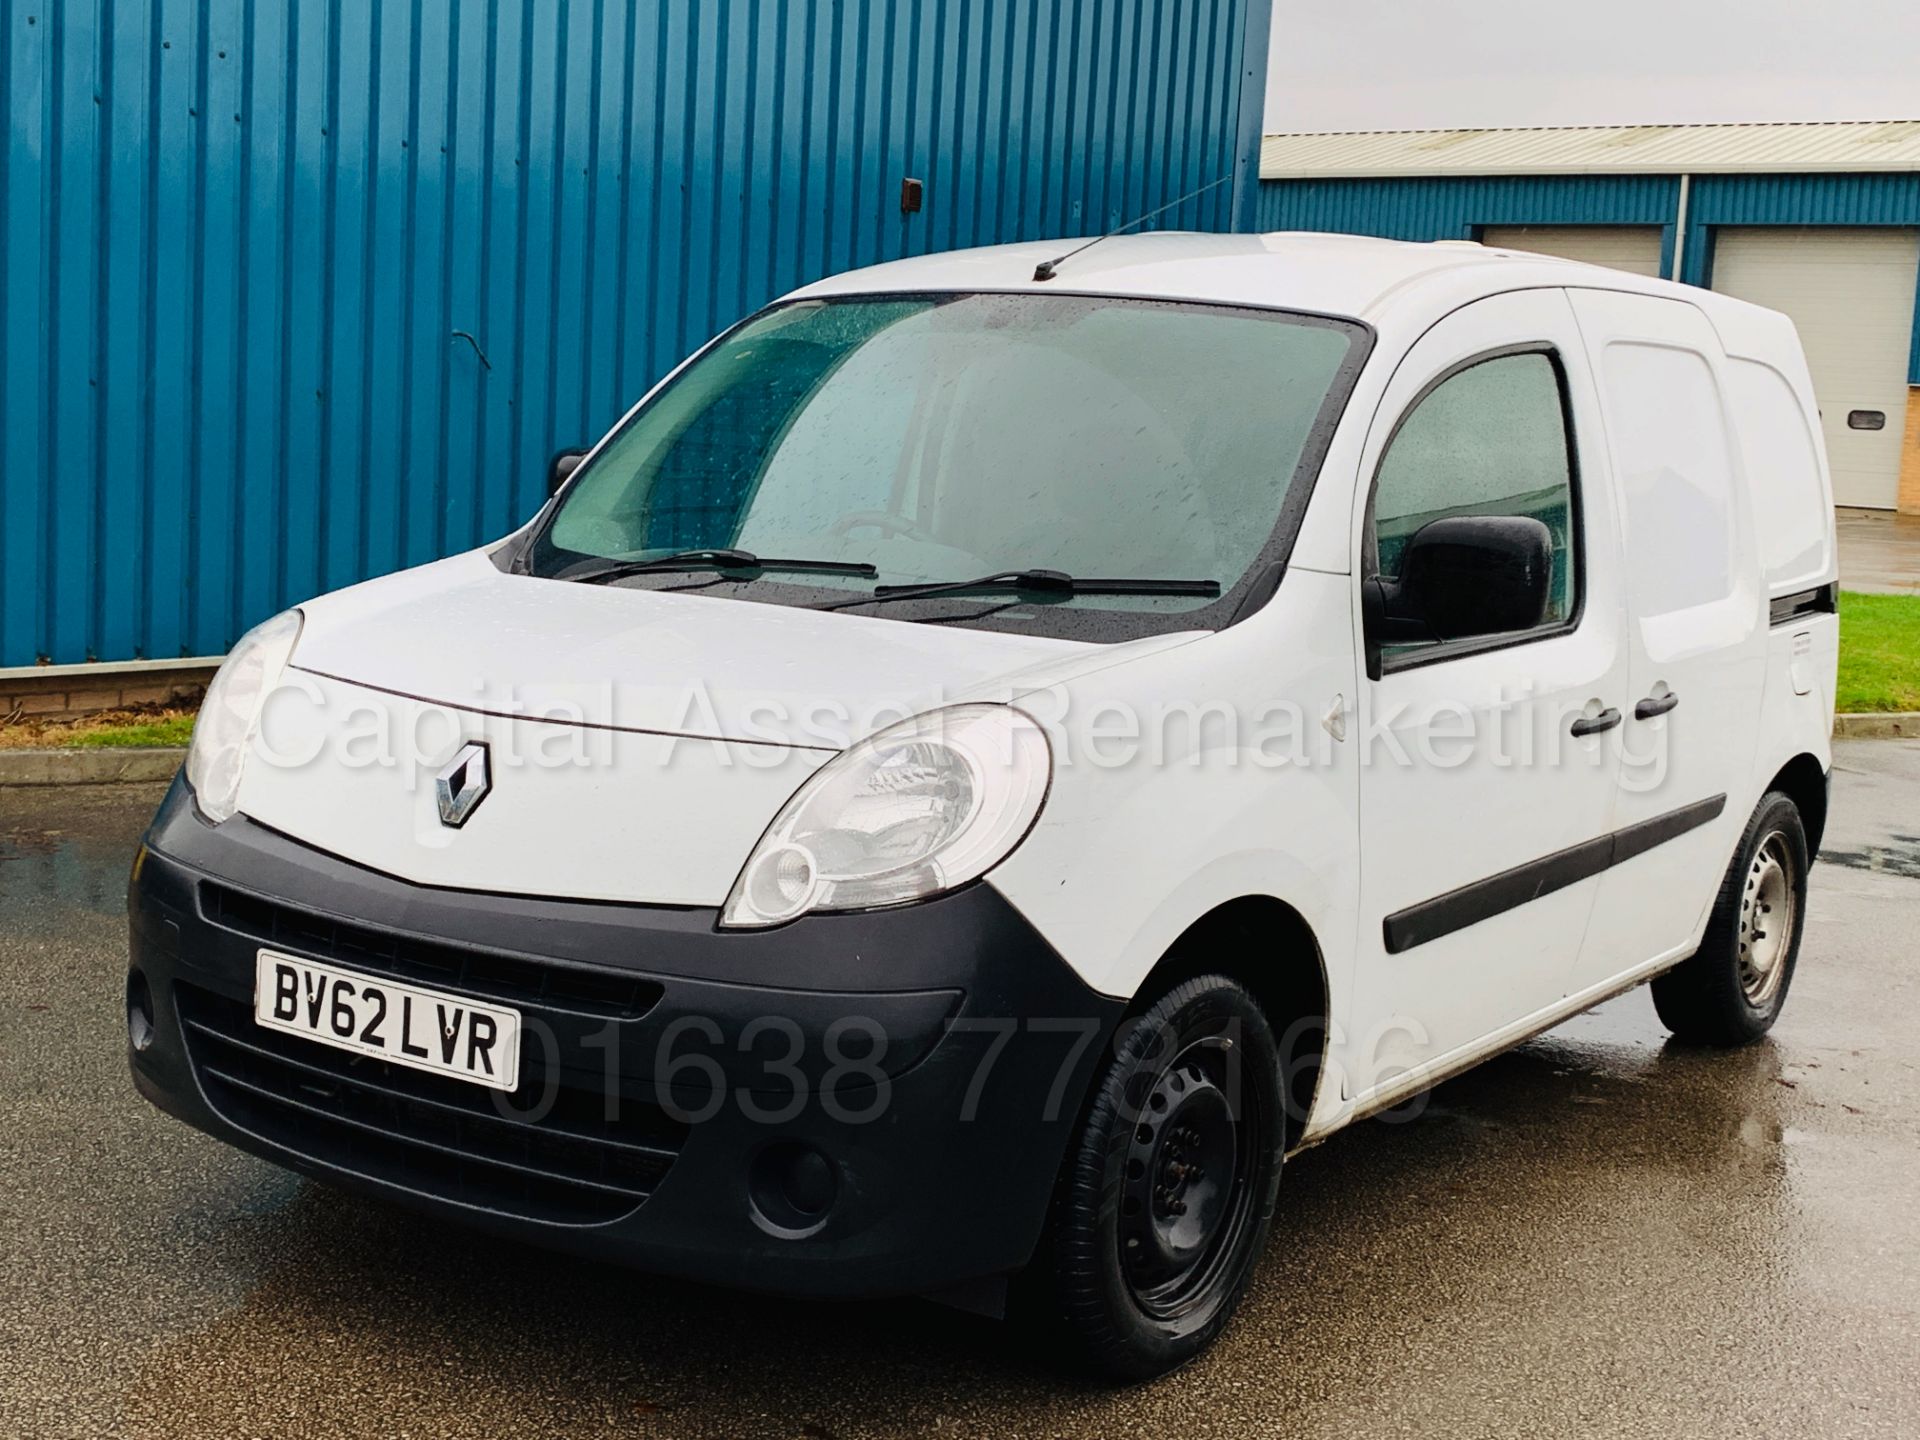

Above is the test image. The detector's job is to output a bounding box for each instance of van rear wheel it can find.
[1651,791,1809,1046]
[1028,974,1284,1382]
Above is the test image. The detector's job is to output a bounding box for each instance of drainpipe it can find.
[1670,173,1692,283]
[1230,0,1275,232]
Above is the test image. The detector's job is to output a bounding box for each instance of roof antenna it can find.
[1032,173,1233,282]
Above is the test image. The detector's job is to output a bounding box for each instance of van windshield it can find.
[527,292,1367,640]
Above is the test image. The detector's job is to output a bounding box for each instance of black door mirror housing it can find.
[1376,514,1554,645]
[547,448,589,497]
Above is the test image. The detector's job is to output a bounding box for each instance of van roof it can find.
[793,230,1785,344]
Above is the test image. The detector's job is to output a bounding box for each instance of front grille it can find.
[200,882,663,1020]
[176,984,688,1225]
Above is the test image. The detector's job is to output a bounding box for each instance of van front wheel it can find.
[1651,790,1809,1046]
[1033,974,1284,1382]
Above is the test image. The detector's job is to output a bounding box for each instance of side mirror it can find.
[547,447,589,497]
[1376,514,1553,645]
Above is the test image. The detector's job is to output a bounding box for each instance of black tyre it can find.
[1031,974,1284,1382]
[1651,790,1809,1046]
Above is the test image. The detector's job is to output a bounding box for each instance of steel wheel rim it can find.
[1737,831,1796,1007]
[1117,1036,1259,1322]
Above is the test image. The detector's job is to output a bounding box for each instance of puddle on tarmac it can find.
[1,785,168,926]
[1816,834,1920,879]
[0,821,137,923]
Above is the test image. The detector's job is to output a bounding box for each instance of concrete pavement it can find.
[2,750,1917,1437]
[1837,506,1920,594]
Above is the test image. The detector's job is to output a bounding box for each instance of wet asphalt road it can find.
[3,745,1918,1438]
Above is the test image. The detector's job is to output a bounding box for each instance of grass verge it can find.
[1837,591,1920,714]
[0,704,196,751]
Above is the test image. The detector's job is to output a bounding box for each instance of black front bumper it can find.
[128,778,1122,1300]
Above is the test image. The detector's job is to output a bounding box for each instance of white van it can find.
[128,233,1838,1380]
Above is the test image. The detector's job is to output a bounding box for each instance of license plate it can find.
[253,949,521,1093]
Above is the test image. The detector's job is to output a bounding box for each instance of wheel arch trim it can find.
[1127,892,1335,1152]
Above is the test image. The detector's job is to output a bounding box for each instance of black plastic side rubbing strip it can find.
[1383,834,1613,955]
[1383,793,1728,955]
[1608,793,1727,867]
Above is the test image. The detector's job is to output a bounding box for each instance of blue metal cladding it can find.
[1255,174,1682,242]
[1688,172,1920,228]
[2,0,1262,667]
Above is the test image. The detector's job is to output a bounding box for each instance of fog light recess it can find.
[126,970,156,1052]
[748,1141,839,1238]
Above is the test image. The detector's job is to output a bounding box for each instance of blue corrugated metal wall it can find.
[1257,169,1920,380]
[2,0,1264,667]
[1255,173,1682,239]
[1256,173,1687,287]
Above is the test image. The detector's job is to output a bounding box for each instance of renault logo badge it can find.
[434,742,492,829]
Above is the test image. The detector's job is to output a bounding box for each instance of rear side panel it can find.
[1565,289,1771,984]
[1705,291,1839,787]
[1706,296,1840,599]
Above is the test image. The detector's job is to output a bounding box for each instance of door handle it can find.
[1570,707,1622,737]
[1634,691,1680,720]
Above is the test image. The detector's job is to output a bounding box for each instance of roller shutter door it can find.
[1480,226,1666,278]
[1710,227,1918,511]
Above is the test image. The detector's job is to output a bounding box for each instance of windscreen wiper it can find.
[814,568,1220,611]
[559,549,878,584]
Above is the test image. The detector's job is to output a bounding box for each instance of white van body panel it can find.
[986,564,1361,1041]
[1625,283,1837,852]
[1757,619,1839,799]
[266,555,1215,905]
[1338,289,1636,1110]
[237,670,830,906]
[1564,289,1773,988]
[288,547,1087,750]
[1709,303,1840,597]
[793,231,1515,324]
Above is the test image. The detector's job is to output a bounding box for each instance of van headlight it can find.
[720,704,1051,928]
[185,609,304,824]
